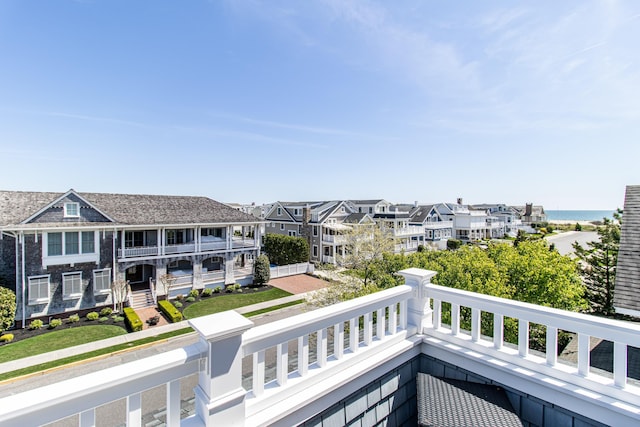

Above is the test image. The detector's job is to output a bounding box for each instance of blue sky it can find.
[1,1,639,210]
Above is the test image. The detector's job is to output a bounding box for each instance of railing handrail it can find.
[425,283,640,346]
[243,285,412,356]
[0,343,205,425]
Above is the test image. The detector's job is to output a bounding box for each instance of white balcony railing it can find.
[392,226,425,237]
[117,246,159,258]
[232,237,256,249]
[2,269,639,426]
[322,234,347,244]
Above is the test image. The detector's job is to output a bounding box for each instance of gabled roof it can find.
[344,213,373,224]
[349,199,389,205]
[614,185,640,316]
[409,204,437,223]
[0,189,259,229]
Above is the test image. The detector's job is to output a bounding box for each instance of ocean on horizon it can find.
[546,210,614,222]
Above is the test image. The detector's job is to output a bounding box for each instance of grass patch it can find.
[0,328,193,382]
[183,287,292,319]
[0,326,127,363]
[243,300,303,317]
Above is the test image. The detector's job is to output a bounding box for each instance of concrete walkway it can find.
[0,288,318,377]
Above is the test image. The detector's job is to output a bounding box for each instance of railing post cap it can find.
[189,311,253,342]
[398,268,437,282]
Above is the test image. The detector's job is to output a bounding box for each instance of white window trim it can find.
[28,275,50,304]
[64,202,80,218]
[62,272,83,300]
[277,207,282,216]
[280,224,285,231]
[43,231,99,267]
[93,268,112,295]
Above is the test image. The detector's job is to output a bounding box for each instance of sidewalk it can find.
[0,276,323,376]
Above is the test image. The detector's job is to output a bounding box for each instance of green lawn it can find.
[183,287,292,318]
[0,325,127,363]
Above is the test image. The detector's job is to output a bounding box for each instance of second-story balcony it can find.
[391,225,425,237]
[322,233,347,244]
[118,237,258,259]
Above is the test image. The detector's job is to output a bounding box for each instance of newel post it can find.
[398,268,437,333]
[189,312,254,426]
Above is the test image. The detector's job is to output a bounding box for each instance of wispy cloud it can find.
[174,125,329,149]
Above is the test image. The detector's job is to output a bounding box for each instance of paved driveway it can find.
[546,231,599,256]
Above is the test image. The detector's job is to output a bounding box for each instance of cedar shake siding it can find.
[614,185,640,316]
[1,189,262,328]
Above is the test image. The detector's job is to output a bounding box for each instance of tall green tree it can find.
[573,210,622,316]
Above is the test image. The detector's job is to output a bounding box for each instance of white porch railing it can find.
[2,269,639,426]
[269,262,310,279]
[170,274,193,287]
[322,234,347,244]
[200,241,227,252]
[232,238,256,249]
[392,226,424,237]
[235,265,254,277]
[322,255,335,264]
[165,243,196,255]
[201,270,224,283]
[118,246,159,258]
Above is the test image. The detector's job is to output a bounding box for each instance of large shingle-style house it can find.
[0,189,262,328]
[614,185,640,317]
[407,204,453,249]
[264,201,374,264]
[513,203,547,225]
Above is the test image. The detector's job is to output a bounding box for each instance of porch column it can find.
[190,312,253,427]
[156,266,167,298]
[121,230,125,259]
[157,228,162,256]
[193,261,203,290]
[224,253,235,285]
[398,268,437,333]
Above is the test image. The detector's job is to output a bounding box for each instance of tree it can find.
[158,273,177,300]
[264,234,309,265]
[446,238,462,250]
[111,278,130,313]
[573,210,622,316]
[253,254,271,286]
[0,286,16,333]
[342,224,396,287]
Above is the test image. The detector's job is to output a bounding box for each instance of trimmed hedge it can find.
[123,307,143,332]
[158,300,183,323]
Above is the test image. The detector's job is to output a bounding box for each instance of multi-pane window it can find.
[313,245,318,257]
[63,272,83,298]
[48,233,63,256]
[28,275,50,303]
[47,231,95,256]
[93,269,111,293]
[65,232,79,254]
[82,231,95,253]
[64,202,80,217]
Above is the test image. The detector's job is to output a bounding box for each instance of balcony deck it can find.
[1,268,639,426]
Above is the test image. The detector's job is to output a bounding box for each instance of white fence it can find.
[269,262,311,279]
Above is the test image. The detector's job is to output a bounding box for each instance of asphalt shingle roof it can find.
[615,185,640,313]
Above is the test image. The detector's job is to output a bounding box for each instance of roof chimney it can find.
[457,197,463,205]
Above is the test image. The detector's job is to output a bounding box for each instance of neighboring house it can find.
[371,205,426,253]
[347,199,393,216]
[0,189,262,328]
[513,203,547,225]
[435,201,495,241]
[614,185,640,317]
[408,204,453,250]
[264,201,374,265]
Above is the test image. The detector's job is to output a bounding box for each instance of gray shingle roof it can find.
[615,185,640,314]
[0,190,259,228]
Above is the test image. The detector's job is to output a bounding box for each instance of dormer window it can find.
[64,202,80,218]
[277,207,282,216]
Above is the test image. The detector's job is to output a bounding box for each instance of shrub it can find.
[123,307,143,332]
[575,222,582,231]
[112,315,125,323]
[48,318,62,329]
[98,316,109,323]
[173,301,183,308]
[253,254,271,286]
[225,286,234,293]
[213,287,221,294]
[234,284,242,290]
[68,314,80,323]
[100,307,113,316]
[86,312,100,321]
[188,289,199,298]
[236,289,243,293]
[28,319,44,330]
[201,288,213,297]
[447,238,462,250]
[158,300,183,323]
[263,233,309,265]
[0,333,14,343]
[0,286,17,334]
[176,294,184,301]
[185,296,196,303]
